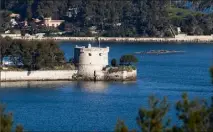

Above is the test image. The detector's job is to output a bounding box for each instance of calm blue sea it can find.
[0,42,213,131]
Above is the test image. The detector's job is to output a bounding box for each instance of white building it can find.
[43,17,64,28]
[0,33,21,38]
[74,44,109,77]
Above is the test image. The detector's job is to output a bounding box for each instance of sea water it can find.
[0,42,212,131]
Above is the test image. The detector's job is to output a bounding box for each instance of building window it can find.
[99,53,102,56]
[89,53,92,56]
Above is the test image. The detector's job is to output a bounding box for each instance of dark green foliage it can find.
[0,104,23,132]
[137,96,170,132]
[0,10,11,32]
[175,93,211,132]
[120,55,138,65]
[115,120,129,132]
[0,104,13,132]
[15,125,24,132]
[0,37,65,70]
[0,36,12,65]
[0,0,170,37]
[111,58,117,67]
[1,0,213,36]
[115,93,213,132]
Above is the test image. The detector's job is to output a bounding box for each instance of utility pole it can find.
[98,37,100,48]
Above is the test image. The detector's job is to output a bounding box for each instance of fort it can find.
[74,44,109,77]
[73,44,137,81]
[0,44,137,82]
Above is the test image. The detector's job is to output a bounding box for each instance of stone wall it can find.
[105,70,137,81]
[78,64,105,77]
[75,45,109,77]
[0,70,136,82]
[0,70,78,81]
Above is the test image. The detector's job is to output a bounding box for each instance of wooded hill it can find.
[0,0,213,37]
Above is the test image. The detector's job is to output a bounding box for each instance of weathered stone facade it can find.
[74,44,109,77]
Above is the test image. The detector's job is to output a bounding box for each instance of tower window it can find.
[99,53,102,56]
[89,53,92,56]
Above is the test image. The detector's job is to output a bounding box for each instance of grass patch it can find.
[168,7,203,19]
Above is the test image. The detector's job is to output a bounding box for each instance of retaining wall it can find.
[105,70,137,81]
[0,70,136,82]
[0,70,78,81]
[3,36,213,42]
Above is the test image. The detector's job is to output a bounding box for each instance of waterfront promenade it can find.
[2,35,213,43]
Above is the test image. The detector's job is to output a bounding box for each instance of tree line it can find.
[115,93,213,132]
[0,36,65,70]
[1,0,213,37]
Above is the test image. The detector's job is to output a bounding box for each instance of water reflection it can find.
[0,81,109,93]
[0,81,73,89]
[74,81,108,93]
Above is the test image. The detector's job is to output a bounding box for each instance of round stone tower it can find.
[74,44,109,77]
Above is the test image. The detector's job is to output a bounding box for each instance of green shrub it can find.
[120,54,138,65]
[111,58,117,67]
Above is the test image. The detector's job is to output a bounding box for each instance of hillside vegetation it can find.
[0,0,213,37]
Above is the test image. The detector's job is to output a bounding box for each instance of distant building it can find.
[9,13,20,19]
[74,44,109,77]
[175,27,187,38]
[89,26,98,35]
[32,18,42,23]
[43,17,64,28]
[177,27,182,34]
[66,7,78,18]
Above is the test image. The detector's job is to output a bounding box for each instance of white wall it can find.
[78,48,109,66]
[77,47,109,77]
[0,70,136,81]
[0,70,78,81]
[78,64,105,77]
